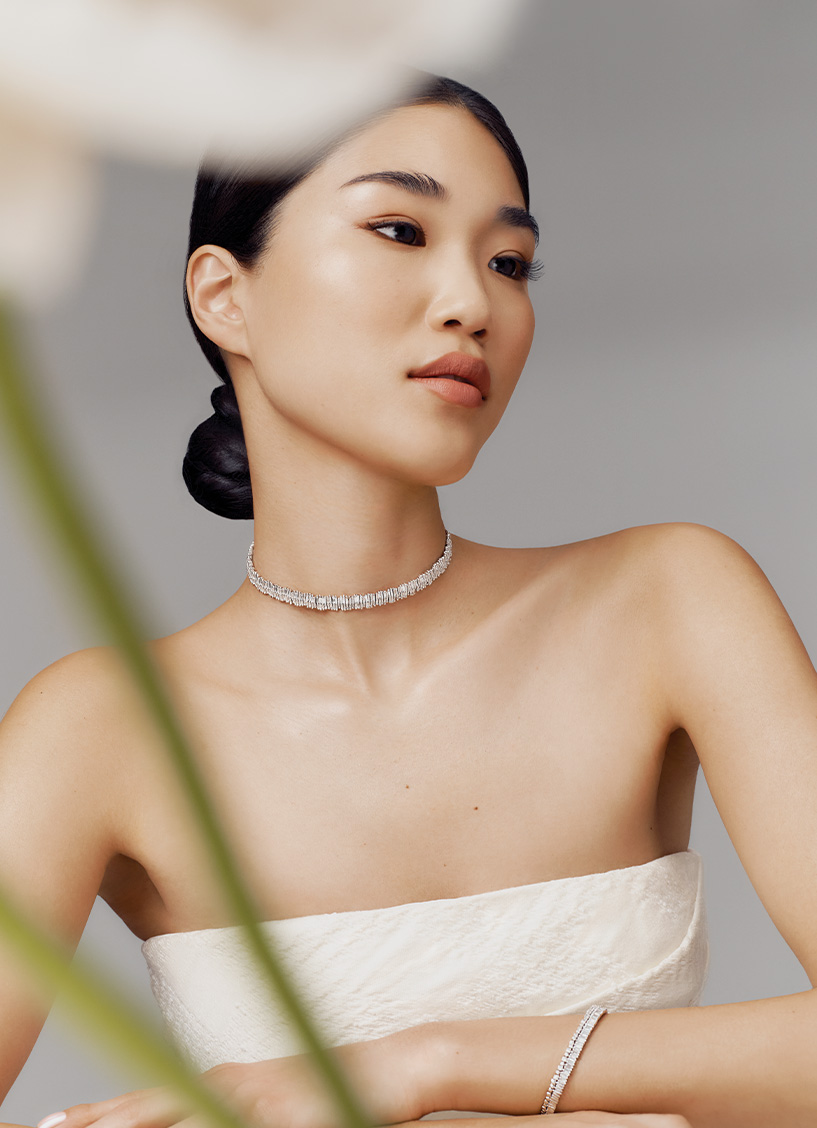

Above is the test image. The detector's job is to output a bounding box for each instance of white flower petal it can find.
[0,0,527,303]
[0,0,527,163]
[0,110,97,308]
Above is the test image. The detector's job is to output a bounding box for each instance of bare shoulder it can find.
[576,521,796,646]
[610,520,790,627]
[467,523,779,628]
[603,523,816,719]
[502,522,798,679]
[615,519,763,578]
[542,520,771,602]
[0,645,154,838]
[3,644,145,745]
[460,523,765,627]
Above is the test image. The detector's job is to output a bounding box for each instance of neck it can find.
[233,408,456,682]
[251,468,447,600]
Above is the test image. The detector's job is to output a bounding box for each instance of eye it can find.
[367,220,425,246]
[490,255,544,282]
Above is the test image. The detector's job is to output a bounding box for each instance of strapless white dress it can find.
[141,850,708,1073]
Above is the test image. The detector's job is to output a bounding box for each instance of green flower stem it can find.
[0,892,249,1128]
[0,302,372,1128]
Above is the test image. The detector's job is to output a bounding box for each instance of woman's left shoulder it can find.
[609,520,773,600]
[605,522,805,665]
[531,520,768,605]
[601,519,753,565]
[483,524,781,632]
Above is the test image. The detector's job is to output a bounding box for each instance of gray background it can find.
[2,0,816,1117]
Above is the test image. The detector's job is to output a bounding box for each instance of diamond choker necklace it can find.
[246,531,453,611]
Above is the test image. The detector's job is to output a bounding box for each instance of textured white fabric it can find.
[141,849,708,1072]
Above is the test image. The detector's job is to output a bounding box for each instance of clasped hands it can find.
[37,1026,690,1128]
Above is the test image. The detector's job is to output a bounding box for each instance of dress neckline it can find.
[141,848,700,952]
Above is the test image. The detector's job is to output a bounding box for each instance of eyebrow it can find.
[340,169,539,246]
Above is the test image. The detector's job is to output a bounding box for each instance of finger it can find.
[40,1095,140,1128]
[61,1089,193,1128]
[549,1115,692,1126]
[420,1116,689,1127]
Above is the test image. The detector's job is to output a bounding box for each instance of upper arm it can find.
[0,648,124,1101]
[648,523,817,983]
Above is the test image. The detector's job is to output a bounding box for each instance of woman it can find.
[1,74,816,1127]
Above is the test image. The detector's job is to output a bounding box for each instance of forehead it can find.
[298,103,525,207]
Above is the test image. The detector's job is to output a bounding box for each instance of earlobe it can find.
[186,245,249,356]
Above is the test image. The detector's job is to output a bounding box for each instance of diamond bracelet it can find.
[540,1006,608,1115]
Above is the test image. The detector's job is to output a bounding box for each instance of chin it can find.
[430,461,478,487]
[402,448,480,488]
[360,422,487,487]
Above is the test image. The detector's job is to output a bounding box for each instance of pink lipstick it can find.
[408,352,490,407]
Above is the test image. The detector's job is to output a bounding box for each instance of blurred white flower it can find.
[0,0,527,306]
[0,105,98,308]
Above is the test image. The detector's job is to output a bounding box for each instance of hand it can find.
[394,1118,691,1127]
[526,1117,691,1127]
[37,1031,430,1128]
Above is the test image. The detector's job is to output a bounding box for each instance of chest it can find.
[104,607,699,938]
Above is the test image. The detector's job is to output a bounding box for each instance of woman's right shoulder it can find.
[4,645,134,721]
[0,645,153,777]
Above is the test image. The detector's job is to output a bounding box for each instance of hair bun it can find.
[210,382,243,428]
[182,381,253,519]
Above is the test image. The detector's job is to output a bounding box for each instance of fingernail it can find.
[38,1114,66,1128]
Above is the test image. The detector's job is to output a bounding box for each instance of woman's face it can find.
[234,102,537,486]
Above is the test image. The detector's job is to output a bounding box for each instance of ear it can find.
[186,245,249,358]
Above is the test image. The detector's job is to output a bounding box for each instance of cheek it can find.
[258,248,408,375]
[511,301,536,360]
[244,251,416,448]
[495,298,535,398]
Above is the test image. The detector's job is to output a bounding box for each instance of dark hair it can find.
[182,74,531,519]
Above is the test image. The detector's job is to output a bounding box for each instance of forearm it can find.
[420,989,817,1128]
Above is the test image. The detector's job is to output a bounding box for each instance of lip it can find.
[407,352,491,399]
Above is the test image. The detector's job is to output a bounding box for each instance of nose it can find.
[425,253,491,339]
